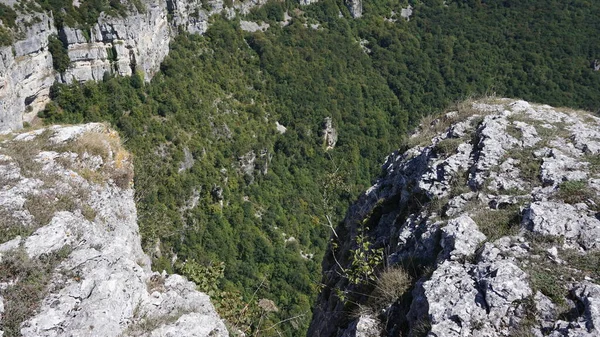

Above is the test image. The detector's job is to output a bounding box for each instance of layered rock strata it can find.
[0,0,276,132]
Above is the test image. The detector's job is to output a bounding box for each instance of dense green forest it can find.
[40,0,600,335]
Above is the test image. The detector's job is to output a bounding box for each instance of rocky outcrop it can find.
[0,124,228,336]
[0,12,57,132]
[60,0,171,83]
[0,0,281,132]
[322,117,337,150]
[309,99,600,337]
[346,0,362,18]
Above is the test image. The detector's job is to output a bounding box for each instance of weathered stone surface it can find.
[400,5,413,20]
[0,124,227,337]
[309,99,600,337]
[522,201,600,249]
[0,0,280,132]
[59,0,171,83]
[441,215,486,260]
[240,20,270,32]
[0,12,56,131]
[346,0,362,18]
[340,315,381,337]
[323,117,338,150]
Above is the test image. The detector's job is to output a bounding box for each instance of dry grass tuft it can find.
[0,246,72,337]
[63,130,121,162]
[406,95,506,148]
[371,266,412,306]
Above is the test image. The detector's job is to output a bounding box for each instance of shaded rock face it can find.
[0,12,57,132]
[309,99,600,337]
[0,124,228,337]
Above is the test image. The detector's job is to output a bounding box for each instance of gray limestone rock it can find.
[346,0,362,18]
[441,215,486,261]
[0,12,56,131]
[522,201,600,249]
[309,99,600,337]
[0,0,278,132]
[340,315,381,337]
[400,5,413,20]
[323,117,338,150]
[240,20,270,32]
[0,124,228,337]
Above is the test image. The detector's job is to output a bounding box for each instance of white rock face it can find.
[0,124,228,337]
[309,98,600,337]
[60,0,171,83]
[346,0,362,18]
[169,0,269,35]
[0,13,57,132]
[323,117,337,150]
[240,20,270,32]
[400,5,413,20]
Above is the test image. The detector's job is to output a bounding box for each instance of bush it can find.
[0,4,17,28]
[371,266,412,307]
[0,25,12,46]
[48,35,70,73]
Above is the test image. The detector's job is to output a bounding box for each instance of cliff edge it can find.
[309,98,600,337]
[0,124,228,336]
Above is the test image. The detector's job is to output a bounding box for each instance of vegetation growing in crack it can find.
[554,180,599,210]
[0,246,72,337]
[471,204,521,242]
[48,35,71,73]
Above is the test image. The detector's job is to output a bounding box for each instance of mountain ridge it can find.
[309,98,600,337]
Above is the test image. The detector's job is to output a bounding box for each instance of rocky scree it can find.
[308,98,600,337]
[0,123,227,337]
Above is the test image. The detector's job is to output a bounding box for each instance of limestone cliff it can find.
[0,124,228,336]
[346,0,362,18]
[0,12,57,132]
[0,0,282,132]
[59,0,171,83]
[309,99,600,337]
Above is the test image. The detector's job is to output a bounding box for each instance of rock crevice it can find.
[309,99,600,337]
[0,124,228,337]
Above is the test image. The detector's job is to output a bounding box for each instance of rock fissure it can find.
[309,99,600,337]
[0,124,228,337]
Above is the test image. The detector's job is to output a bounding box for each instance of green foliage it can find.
[48,35,70,73]
[36,0,129,31]
[176,259,271,335]
[528,264,567,307]
[0,4,17,28]
[0,25,13,47]
[471,204,521,241]
[433,137,462,156]
[39,0,600,335]
[177,259,225,295]
[556,180,598,207]
[41,17,402,334]
[347,225,384,285]
[0,247,72,337]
